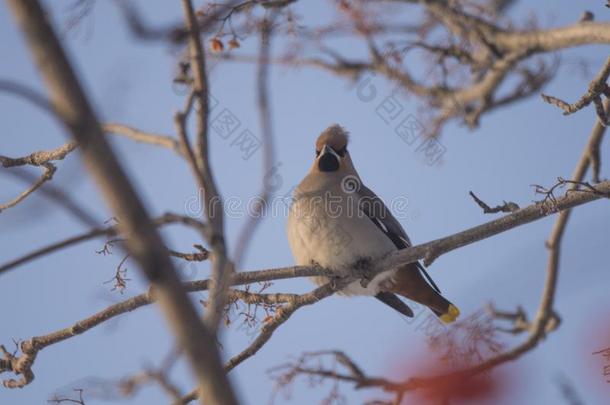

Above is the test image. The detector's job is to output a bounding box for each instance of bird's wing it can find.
[357,184,441,294]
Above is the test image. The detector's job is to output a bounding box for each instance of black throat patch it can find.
[318,153,339,172]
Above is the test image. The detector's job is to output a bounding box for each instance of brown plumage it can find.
[389,263,456,319]
[287,124,460,323]
[315,124,348,153]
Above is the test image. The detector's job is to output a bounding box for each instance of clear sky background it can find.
[1,1,609,404]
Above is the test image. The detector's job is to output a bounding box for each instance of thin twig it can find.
[102,123,184,156]
[177,283,344,404]
[4,168,99,226]
[0,78,53,114]
[542,56,610,124]
[0,213,208,276]
[168,244,210,262]
[48,388,86,404]
[0,163,56,212]
[0,144,76,167]
[180,0,231,333]
[468,191,520,214]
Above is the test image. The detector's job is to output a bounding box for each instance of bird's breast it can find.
[287,193,397,296]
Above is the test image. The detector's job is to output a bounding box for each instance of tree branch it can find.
[468,191,519,214]
[0,144,76,167]
[257,88,610,403]
[3,177,607,395]
[102,123,184,156]
[3,168,99,226]
[5,1,236,403]
[494,21,610,53]
[542,56,610,125]
[178,282,345,404]
[274,1,610,137]
[180,0,231,333]
[0,163,56,212]
[0,213,208,277]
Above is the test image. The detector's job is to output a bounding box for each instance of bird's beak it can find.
[318,144,340,172]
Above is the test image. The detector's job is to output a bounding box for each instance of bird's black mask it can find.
[318,151,340,172]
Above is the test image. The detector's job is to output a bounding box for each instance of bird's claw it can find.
[353,257,374,287]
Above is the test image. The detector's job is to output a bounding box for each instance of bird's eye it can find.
[315,150,320,157]
[336,147,347,157]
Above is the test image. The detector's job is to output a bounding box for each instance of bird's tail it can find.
[430,298,461,324]
[375,291,414,318]
[389,263,460,324]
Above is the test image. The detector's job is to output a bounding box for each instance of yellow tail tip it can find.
[439,304,460,324]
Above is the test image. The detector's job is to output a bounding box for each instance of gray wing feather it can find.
[357,184,441,294]
[357,184,412,247]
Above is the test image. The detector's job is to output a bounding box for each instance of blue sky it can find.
[1,1,609,404]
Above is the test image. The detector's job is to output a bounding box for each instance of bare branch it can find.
[119,368,183,402]
[168,244,210,262]
[259,1,610,136]
[227,288,299,305]
[418,1,610,53]
[2,178,609,390]
[224,283,339,372]
[180,0,231,333]
[112,348,183,402]
[0,122,186,219]
[102,123,184,156]
[0,123,183,219]
[0,143,76,167]
[5,2,608,403]
[253,83,610,403]
[0,213,208,276]
[48,388,86,404]
[493,22,610,53]
[268,351,399,401]
[114,0,186,43]
[542,56,610,124]
[0,344,34,388]
[0,78,52,114]
[486,303,530,335]
[103,253,131,293]
[0,142,76,212]
[5,1,236,402]
[468,191,519,214]
[114,0,245,44]
[178,282,345,404]
[3,168,99,226]
[403,84,609,400]
[0,163,56,212]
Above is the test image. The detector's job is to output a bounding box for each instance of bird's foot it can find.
[352,257,374,288]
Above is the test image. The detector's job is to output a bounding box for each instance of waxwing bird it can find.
[286,124,460,323]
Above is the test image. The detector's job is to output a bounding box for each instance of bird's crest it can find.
[316,124,349,152]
